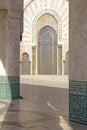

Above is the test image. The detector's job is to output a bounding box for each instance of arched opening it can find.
[37,26,57,75]
[21,53,30,74]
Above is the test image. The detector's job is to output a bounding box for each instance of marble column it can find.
[0,0,23,99]
[69,0,87,124]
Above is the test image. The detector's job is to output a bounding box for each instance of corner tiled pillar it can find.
[0,0,23,99]
[69,81,87,124]
[69,0,87,124]
[0,76,20,99]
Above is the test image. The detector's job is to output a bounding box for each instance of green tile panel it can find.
[0,76,20,99]
[69,81,87,95]
[69,80,87,124]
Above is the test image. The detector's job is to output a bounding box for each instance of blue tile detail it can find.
[69,81,87,95]
[69,81,87,124]
[0,76,20,99]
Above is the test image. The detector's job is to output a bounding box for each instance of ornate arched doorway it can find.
[37,26,57,74]
[21,53,30,74]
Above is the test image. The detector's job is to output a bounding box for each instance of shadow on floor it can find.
[0,83,87,130]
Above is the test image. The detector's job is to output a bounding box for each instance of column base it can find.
[0,76,20,99]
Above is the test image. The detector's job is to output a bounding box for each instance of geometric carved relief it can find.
[69,80,87,124]
[32,9,62,43]
[36,14,58,34]
[69,81,87,95]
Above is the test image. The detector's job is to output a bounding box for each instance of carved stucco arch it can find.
[24,0,68,9]
[32,9,62,45]
[36,14,58,34]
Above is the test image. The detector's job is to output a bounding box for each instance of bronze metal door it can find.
[38,26,57,74]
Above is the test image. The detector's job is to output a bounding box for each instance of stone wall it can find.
[0,0,23,99]
[69,0,87,124]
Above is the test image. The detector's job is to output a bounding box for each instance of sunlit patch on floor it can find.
[0,100,11,128]
[59,116,73,130]
[47,101,58,111]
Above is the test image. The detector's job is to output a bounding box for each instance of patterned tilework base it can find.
[69,81,87,124]
[0,76,20,99]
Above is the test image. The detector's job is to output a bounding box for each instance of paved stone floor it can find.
[0,75,87,130]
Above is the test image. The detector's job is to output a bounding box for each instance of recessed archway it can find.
[21,53,30,74]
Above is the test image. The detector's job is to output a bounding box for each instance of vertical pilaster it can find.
[69,0,87,124]
[32,46,36,75]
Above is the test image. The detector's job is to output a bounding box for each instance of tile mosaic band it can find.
[0,76,20,99]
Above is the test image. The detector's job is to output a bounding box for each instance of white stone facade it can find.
[21,0,69,75]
